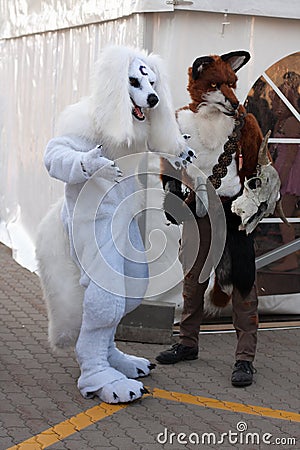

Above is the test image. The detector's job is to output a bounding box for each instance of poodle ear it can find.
[56,98,94,138]
[221,51,251,72]
[91,46,134,146]
[146,54,185,156]
[192,56,214,80]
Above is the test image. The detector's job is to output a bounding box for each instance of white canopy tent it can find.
[0,0,299,315]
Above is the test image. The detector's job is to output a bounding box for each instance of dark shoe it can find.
[156,343,198,365]
[231,360,255,387]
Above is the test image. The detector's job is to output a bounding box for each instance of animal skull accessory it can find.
[231,131,289,234]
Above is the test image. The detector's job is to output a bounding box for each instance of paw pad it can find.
[166,145,196,170]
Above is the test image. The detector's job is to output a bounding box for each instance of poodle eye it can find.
[129,77,140,88]
[210,82,217,88]
[228,82,234,87]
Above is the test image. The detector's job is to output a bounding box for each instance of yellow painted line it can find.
[8,387,300,449]
[152,388,300,422]
[6,403,126,450]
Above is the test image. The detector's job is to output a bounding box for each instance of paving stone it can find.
[1,243,300,449]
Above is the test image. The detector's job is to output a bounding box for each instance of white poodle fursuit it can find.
[36,45,191,404]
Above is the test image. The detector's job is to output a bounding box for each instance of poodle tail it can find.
[35,199,84,352]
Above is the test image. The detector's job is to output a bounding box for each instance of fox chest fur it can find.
[177,107,241,197]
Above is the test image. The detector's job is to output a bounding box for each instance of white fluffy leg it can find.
[108,336,155,378]
[109,251,154,379]
[107,297,155,378]
[76,324,148,404]
[76,282,150,404]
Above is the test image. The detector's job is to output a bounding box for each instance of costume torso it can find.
[44,134,145,288]
[170,106,263,301]
[177,108,241,198]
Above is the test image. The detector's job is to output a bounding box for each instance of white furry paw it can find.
[81,145,123,181]
[165,140,196,170]
[96,379,148,404]
[108,349,156,378]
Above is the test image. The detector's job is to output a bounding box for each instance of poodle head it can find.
[57,45,185,155]
[128,57,159,122]
[89,46,165,146]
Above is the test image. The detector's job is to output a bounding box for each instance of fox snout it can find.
[220,84,239,110]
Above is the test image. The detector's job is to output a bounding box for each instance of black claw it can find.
[137,368,145,375]
[148,363,156,370]
[140,387,150,394]
[113,392,119,400]
[129,391,136,399]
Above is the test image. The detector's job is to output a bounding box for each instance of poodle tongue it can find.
[132,104,145,120]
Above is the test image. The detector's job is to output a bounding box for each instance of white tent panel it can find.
[0,2,299,314]
[1,0,299,40]
[175,0,300,20]
[0,16,143,269]
[0,0,171,39]
[146,10,300,107]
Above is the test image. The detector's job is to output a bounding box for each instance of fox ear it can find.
[221,51,250,72]
[192,56,214,80]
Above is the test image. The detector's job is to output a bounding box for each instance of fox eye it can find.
[129,77,140,88]
[211,82,217,88]
[228,82,234,87]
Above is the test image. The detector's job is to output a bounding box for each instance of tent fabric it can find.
[0,3,299,314]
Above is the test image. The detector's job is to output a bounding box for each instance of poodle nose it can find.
[147,93,159,108]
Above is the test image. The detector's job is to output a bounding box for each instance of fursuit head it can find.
[36,45,194,404]
[55,45,192,162]
[161,51,283,315]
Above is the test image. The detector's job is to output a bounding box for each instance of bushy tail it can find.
[203,272,232,317]
[35,199,84,351]
[203,228,255,316]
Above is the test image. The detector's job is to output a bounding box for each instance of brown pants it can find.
[178,216,258,362]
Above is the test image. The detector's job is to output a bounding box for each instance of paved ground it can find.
[0,242,299,450]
